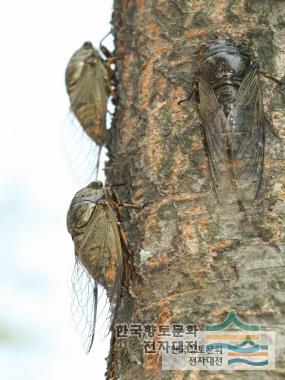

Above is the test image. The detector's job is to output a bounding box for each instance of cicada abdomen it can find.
[194,37,265,203]
[67,181,123,352]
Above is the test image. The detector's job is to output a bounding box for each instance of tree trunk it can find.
[106,1,285,379]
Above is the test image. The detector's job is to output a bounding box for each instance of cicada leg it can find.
[100,42,121,67]
[98,33,117,100]
[100,39,127,103]
[106,78,117,100]
[260,70,284,85]
[118,202,145,210]
[115,201,152,224]
[116,201,152,257]
[114,199,151,249]
[101,56,117,100]
[100,44,113,59]
[178,80,199,105]
[116,221,132,256]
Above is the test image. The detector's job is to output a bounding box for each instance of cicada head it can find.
[77,41,102,67]
[196,37,252,60]
[196,37,253,88]
[87,180,104,189]
[72,180,105,203]
[66,181,105,236]
[65,42,102,93]
[82,41,93,49]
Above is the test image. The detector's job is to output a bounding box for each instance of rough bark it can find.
[105,1,285,379]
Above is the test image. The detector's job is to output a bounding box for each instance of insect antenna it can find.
[99,31,113,58]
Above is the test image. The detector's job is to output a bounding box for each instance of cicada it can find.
[185,37,283,203]
[67,181,142,352]
[65,40,115,178]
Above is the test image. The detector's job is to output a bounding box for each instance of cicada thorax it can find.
[196,37,265,202]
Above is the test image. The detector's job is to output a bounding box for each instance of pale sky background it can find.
[0,1,114,379]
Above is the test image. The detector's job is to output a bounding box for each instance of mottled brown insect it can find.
[184,37,283,203]
[65,41,115,176]
[67,181,142,352]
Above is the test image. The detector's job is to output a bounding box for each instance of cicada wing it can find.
[78,203,109,254]
[71,61,108,110]
[71,206,111,351]
[61,114,104,184]
[71,257,98,353]
[79,203,123,333]
[231,66,265,200]
[198,77,229,202]
[69,61,108,145]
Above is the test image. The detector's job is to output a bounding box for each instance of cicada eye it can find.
[88,181,103,189]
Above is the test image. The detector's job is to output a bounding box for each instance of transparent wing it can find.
[198,77,229,202]
[232,66,265,200]
[61,113,104,184]
[198,66,265,202]
[71,257,98,353]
